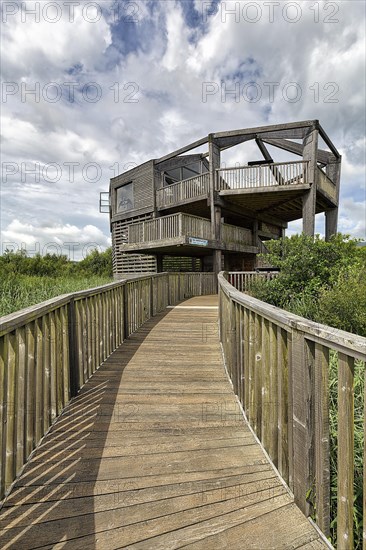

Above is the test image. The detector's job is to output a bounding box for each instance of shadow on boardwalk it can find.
[0,297,328,549]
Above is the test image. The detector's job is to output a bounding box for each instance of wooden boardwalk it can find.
[0,296,328,549]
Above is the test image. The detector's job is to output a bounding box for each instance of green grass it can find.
[0,274,113,317]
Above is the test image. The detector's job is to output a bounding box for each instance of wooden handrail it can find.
[218,271,366,546]
[217,160,309,171]
[126,213,255,249]
[216,161,310,190]
[0,272,216,502]
[156,172,209,208]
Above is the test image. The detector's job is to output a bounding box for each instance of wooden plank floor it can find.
[0,296,328,549]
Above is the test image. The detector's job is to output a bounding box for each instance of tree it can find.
[251,234,363,333]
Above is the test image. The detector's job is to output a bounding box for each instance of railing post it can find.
[68,298,80,398]
[166,273,171,305]
[122,283,129,339]
[150,276,154,316]
[290,329,314,516]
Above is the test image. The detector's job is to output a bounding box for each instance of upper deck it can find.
[156,160,337,223]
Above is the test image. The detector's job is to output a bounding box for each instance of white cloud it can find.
[1,0,365,252]
[1,1,112,80]
[2,219,111,261]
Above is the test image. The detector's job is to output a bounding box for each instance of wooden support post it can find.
[337,353,354,550]
[209,136,221,280]
[302,128,318,236]
[68,298,79,398]
[314,344,330,537]
[156,254,163,273]
[213,205,222,279]
[325,208,338,241]
[325,158,341,240]
[122,284,129,340]
[290,331,314,515]
[252,219,258,247]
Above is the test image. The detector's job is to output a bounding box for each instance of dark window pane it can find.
[186,161,201,174]
[116,183,134,212]
[165,167,181,182]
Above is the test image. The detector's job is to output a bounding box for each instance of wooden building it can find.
[109,120,341,278]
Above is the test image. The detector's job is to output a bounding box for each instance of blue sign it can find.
[188,237,208,246]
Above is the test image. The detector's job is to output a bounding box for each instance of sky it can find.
[1,0,365,260]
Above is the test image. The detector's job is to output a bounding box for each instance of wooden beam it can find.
[302,129,318,236]
[212,120,316,140]
[255,138,272,161]
[318,122,341,159]
[256,139,285,185]
[156,136,208,164]
[256,129,309,140]
[262,138,334,165]
[209,138,221,277]
[215,195,288,228]
[215,135,255,149]
[257,196,302,215]
[155,154,204,171]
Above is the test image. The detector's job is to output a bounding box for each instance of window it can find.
[116,182,134,213]
[164,161,202,187]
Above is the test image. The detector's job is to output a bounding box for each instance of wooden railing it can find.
[256,239,274,269]
[156,173,209,208]
[221,224,253,246]
[317,167,337,202]
[127,213,212,244]
[218,272,366,548]
[127,213,255,250]
[228,271,278,292]
[0,272,215,502]
[216,161,309,190]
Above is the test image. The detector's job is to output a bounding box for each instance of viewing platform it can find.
[120,213,257,256]
[108,121,341,276]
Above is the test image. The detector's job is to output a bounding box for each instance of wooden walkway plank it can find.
[0,296,329,549]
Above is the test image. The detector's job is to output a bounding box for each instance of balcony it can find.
[156,173,209,209]
[120,213,257,255]
[155,162,311,219]
[216,161,309,191]
[215,161,313,222]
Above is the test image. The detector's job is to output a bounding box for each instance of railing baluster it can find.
[314,343,330,537]
[337,353,354,550]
